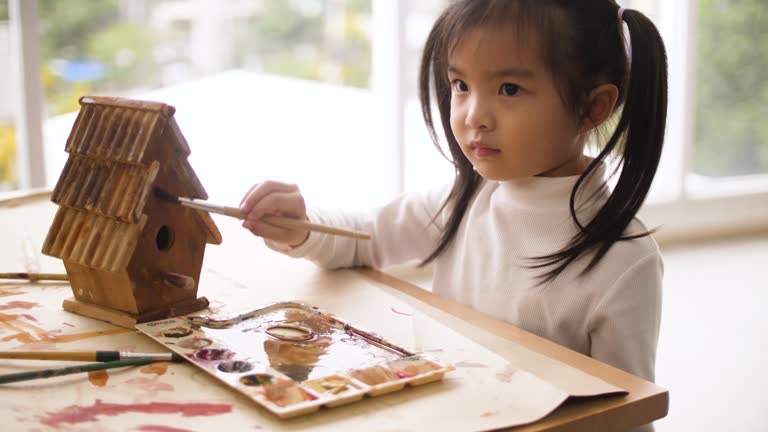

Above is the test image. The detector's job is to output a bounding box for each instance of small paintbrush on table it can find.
[154,189,370,240]
[0,350,182,362]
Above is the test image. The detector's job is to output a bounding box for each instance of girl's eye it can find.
[452,79,468,92]
[499,83,521,96]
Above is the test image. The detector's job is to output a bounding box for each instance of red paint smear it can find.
[21,313,38,322]
[0,301,39,311]
[88,370,109,387]
[38,399,232,427]
[137,425,194,432]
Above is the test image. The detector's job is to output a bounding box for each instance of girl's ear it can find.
[580,84,619,132]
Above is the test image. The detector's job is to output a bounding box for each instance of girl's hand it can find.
[239,181,310,247]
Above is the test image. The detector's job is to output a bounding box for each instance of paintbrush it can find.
[0,357,155,384]
[0,272,68,281]
[154,189,371,240]
[0,350,183,362]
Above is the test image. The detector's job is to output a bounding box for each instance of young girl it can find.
[241,1,666,429]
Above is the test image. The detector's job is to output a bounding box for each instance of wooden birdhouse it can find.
[42,96,222,328]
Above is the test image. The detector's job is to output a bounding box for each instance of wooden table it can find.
[0,195,668,431]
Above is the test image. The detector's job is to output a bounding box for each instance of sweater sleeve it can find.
[265,185,450,270]
[588,252,663,383]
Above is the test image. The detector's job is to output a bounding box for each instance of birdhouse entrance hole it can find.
[156,225,175,251]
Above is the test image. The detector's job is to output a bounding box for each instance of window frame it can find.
[9,0,45,189]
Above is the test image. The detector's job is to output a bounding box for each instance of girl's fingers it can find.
[239,182,309,246]
[239,183,259,207]
[243,219,309,247]
[240,181,299,213]
[244,190,307,223]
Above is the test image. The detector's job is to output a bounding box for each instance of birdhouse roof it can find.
[43,96,222,272]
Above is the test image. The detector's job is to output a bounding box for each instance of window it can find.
[36,0,376,208]
[689,0,768,194]
[7,0,768,238]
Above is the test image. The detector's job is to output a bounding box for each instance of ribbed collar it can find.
[493,163,609,211]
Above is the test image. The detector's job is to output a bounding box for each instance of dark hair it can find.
[419,0,668,282]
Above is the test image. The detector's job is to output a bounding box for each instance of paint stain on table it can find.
[88,370,109,387]
[137,425,195,432]
[0,288,26,298]
[0,315,131,344]
[123,377,175,395]
[141,363,169,376]
[36,399,232,427]
[0,301,39,311]
[495,365,517,383]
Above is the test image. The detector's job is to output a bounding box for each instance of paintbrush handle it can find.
[178,198,371,240]
[0,351,178,362]
[260,215,371,240]
[0,351,98,361]
[0,272,69,281]
[0,357,153,384]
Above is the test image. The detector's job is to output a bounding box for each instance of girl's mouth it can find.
[470,142,501,158]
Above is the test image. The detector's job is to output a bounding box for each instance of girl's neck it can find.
[535,154,591,178]
[495,161,607,211]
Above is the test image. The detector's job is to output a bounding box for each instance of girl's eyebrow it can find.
[448,65,534,78]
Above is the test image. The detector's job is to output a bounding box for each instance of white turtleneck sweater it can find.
[268,168,662,430]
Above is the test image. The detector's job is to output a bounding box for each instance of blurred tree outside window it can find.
[39,0,372,117]
[694,0,767,177]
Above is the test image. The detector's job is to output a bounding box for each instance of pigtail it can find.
[531,7,668,282]
[419,7,482,266]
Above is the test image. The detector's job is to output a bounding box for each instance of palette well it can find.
[136,302,453,418]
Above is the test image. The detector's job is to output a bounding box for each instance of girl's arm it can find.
[252,185,450,270]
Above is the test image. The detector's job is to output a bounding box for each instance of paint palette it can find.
[136,302,453,418]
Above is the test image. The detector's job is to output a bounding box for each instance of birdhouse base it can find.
[62,296,210,329]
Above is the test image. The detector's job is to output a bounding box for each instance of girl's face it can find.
[448,27,587,180]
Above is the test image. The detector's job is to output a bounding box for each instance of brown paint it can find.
[48,327,132,343]
[495,365,517,383]
[387,357,441,378]
[124,377,174,394]
[88,370,109,387]
[348,365,400,385]
[0,288,26,298]
[0,312,48,343]
[141,363,169,376]
[0,312,131,344]
[263,380,316,407]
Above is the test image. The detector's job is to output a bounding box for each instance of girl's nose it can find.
[465,97,495,130]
